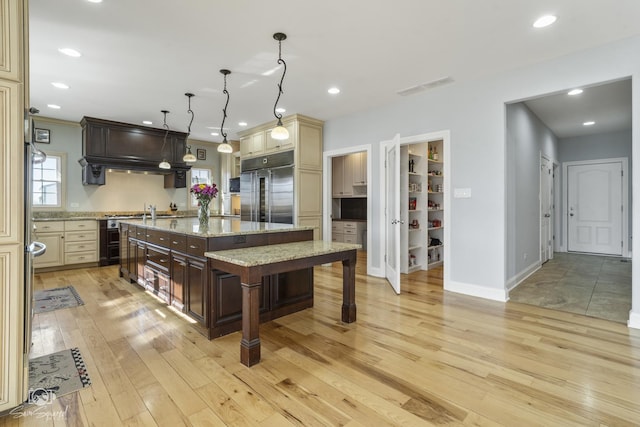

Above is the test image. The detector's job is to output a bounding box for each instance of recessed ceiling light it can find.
[58,47,81,57]
[47,104,61,109]
[583,121,595,126]
[568,89,583,96]
[142,120,152,125]
[275,107,286,114]
[51,82,69,89]
[210,132,219,136]
[533,15,557,28]
[87,0,103,3]
[328,87,340,95]
[238,122,247,127]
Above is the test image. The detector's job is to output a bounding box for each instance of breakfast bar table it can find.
[205,240,360,367]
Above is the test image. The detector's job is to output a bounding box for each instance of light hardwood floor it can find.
[2,253,640,426]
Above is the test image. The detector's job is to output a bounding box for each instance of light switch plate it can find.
[454,188,472,198]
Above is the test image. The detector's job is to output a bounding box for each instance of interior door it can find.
[567,161,622,255]
[385,134,401,294]
[540,156,553,263]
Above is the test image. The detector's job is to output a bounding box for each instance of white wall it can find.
[506,102,559,287]
[323,34,640,313]
[32,118,224,213]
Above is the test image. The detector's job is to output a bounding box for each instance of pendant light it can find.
[158,110,171,169]
[182,92,197,162]
[217,69,233,154]
[271,32,289,141]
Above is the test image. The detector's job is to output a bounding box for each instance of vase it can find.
[198,201,210,226]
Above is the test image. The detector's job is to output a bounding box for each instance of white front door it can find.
[385,134,401,294]
[540,156,553,263]
[567,161,623,255]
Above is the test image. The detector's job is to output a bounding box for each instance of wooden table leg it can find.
[341,250,357,323]
[240,279,261,366]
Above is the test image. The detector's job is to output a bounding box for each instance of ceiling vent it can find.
[396,77,454,96]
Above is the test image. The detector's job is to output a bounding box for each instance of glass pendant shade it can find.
[217,141,233,153]
[159,159,171,169]
[271,120,289,140]
[183,146,197,162]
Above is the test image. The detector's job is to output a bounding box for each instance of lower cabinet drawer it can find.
[343,235,357,244]
[65,230,98,241]
[332,232,344,242]
[146,245,170,272]
[65,251,98,264]
[65,241,98,253]
[144,265,170,304]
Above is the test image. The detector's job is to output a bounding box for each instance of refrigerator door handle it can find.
[27,241,47,257]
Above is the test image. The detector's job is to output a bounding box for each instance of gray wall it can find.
[323,34,640,303]
[558,129,633,249]
[506,102,558,284]
[32,118,223,213]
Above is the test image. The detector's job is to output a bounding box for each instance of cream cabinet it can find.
[352,152,367,186]
[332,151,367,198]
[332,221,365,245]
[332,156,353,197]
[240,132,265,157]
[64,220,98,264]
[238,115,324,238]
[265,123,295,153]
[0,0,27,413]
[33,221,65,268]
[33,220,99,269]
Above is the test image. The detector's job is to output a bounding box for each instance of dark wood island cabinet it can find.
[119,218,315,338]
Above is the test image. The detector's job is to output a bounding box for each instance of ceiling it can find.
[523,79,632,139]
[29,0,640,143]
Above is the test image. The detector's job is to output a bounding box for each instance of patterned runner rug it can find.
[33,286,84,314]
[28,348,92,405]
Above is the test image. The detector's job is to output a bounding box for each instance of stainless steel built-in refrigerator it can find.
[24,128,47,363]
[240,151,294,224]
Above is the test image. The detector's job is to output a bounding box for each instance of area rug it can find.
[28,348,91,405]
[33,286,84,314]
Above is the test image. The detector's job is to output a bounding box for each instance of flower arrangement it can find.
[190,183,218,202]
[190,183,218,225]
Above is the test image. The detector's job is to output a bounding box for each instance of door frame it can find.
[540,154,554,263]
[562,157,629,257]
[323,144,373,275]
[380,130,452,290]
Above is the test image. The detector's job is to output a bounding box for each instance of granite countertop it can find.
[33,211,240,221]
[332,218,367,223]
[119,217,314,237]
[205,240,361,267]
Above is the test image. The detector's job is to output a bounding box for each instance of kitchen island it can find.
[118,217,315,338]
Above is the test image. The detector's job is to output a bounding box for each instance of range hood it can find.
[79,116,192,185]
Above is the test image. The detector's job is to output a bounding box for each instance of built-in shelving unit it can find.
[401,144,427,273]
[400,138,445,273]
[426,140,444,269]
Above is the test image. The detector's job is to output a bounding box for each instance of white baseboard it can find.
[368,266,384,278]
[506,261,542,293]
[628,310,640,329]
[444,280,508,302]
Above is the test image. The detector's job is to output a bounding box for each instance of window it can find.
[32,152,66,209]
[189,168,211,207]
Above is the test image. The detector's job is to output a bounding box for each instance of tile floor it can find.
[509,252,632,323]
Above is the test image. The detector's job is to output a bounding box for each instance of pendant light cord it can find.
[273,35,287,121]
[220,71,230,142]
[160,110,169,153]
[186,93,194,135]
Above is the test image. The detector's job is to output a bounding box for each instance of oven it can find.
[99,218,121,266]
